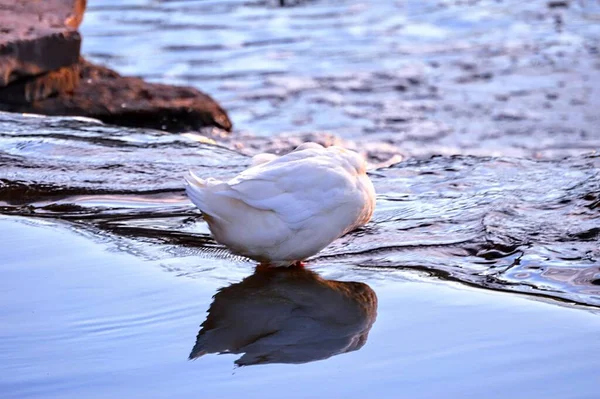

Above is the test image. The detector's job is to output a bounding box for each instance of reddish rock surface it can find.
[1,0,86,29]
[0,0,232,132]
[0,0,85,86]
[0,63,80,104]
[0,59,233,132]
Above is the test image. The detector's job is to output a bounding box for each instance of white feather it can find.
[250,152,278,167]
[185,143,376,265]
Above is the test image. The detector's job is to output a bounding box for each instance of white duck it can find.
[185,143,375,266]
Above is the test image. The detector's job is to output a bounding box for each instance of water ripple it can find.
[1,113,598,307]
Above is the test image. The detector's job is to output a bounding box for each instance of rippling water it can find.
[1,113,598,305]
[81,0,600,158]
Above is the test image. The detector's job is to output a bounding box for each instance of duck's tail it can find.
[184,171,228,222]
[184,170,206,187]
[184,170,207,206]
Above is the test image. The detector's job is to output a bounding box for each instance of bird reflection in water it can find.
[189,265,378,366]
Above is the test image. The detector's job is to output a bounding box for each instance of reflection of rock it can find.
[1,59,233,133]
[190,266,377,366]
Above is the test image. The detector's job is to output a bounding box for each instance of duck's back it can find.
[186,144,375,264]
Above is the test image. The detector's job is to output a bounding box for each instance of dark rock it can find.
[0,64,80,104]
[0,30,81,87]
[0,59,233,133]
[0,0,86,86]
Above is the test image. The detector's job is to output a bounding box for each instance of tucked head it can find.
[327,146,368,175]
[287,143,367,175]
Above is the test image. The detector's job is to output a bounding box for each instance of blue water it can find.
[2,216,599,399]
[80,0,600,159]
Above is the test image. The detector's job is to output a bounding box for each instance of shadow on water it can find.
[190,265,377,366]
[1,113,599,307]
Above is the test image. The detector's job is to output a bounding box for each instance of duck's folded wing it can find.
[222,161,358,227]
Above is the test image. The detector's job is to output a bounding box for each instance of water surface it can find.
[1,113,598,306]
[81,0,600,159]
[2,216,599,399]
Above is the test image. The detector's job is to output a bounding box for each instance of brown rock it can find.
[0,63,80,104]
[1,0,87,29]
[0,0,86,86]
[0,59,233,133]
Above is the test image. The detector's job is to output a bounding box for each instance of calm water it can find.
[2,217,599,399]
[2,0,600,397]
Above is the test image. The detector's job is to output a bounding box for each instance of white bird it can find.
[189,265,378,366]
[184,143,376,266]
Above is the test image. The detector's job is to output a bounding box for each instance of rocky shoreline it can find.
[2,0,598,166]
[0,0,232,132]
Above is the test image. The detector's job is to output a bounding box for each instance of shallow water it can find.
[1,113,598,306]
[2,216,600,399]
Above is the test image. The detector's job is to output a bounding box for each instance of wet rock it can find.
[0,0,231,133]
[0,0,85,86]
[0,59,233,133]
[0,64,80,104]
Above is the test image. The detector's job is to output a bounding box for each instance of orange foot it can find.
[293,261,306,268]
